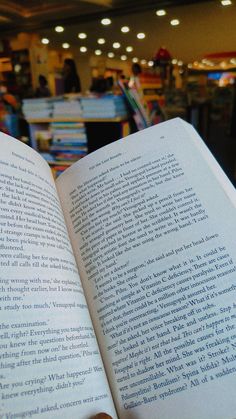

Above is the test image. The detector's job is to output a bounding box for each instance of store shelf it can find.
[26,116,128,123]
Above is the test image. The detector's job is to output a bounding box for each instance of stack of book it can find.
[49,121,88,164]
[22,98,53,119]
[52,97,83,119]
[80,95,128,118]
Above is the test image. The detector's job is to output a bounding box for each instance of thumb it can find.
[93,414,113,419]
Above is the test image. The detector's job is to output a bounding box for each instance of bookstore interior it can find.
[0,0,236,181]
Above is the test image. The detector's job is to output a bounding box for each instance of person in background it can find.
[35,75,51,98]
[63,58,81,93]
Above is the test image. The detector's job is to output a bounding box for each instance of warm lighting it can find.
[126,46,133,52]
[188,63,193,68]
[113,42,121,49]
[137,32,145,39]
[41,38,49,45]
[101,18,111,25]
[121,55,127,61]
[121,26,130,33]
[148,60,154,67]
[132,57,139,63]
[178,60,183,66]
[156,9,166,16]
[55,26,64,33]
[78,33,87,39]
[221,0,232,5]
[141,59,147,65]
[170,19,180,26]
[172,58,178,64]
[14,64,22,73]
[97,38,105,44]
[80,46,87,53]
[95,49,102,55]
[230,58,236,65]
[108,52,115,58]
[62,42,70,49]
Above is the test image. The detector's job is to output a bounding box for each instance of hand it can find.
[93,414,113,419]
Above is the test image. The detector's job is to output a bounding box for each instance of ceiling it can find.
[0,0,236,64]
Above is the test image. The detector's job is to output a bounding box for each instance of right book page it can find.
[56,118,236,419]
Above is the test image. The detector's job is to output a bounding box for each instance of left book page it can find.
[0,132,117,419]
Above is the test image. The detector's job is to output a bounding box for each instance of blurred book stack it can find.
[49,121,88,169]
[80,95,128,118]
[22,98,53,119]
[53,97,83,119]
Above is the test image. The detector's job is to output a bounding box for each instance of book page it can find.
[0,132,117,419]
[57,118,236,419]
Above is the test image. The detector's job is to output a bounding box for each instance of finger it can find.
[92,414,113,419]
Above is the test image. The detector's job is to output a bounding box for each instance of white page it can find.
[57,118,236,419]
[0,132,117,419]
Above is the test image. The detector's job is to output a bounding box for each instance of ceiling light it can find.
[101,18,111,25]
[156,9,166,16]
[95,49,102,55]
[121,55,127,61]
[132,57,139,63]
[221,0,232,5]
[126,46,133,52]
[178,60,183,66]
[55,26,64,33]
[41,38,49,45]
[62,42,70,49]
[113,42,121,49]
[14,64,22,73]
[230,58,236,65]
[97,38,105,44]
[80,46,87,53]
[108,52,115,58]
[170,19,180,26]
[148,60,154,67]
[78,33,87,39]
[172,58,178,65]
[121,26,130,33]
[141,59,147,65]
[188,63,193,68]
[137,33,145,39]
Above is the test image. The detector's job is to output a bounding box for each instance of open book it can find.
[1,118,236,419]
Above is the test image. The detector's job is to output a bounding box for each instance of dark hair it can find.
[132,63,142,76]
[64,58,78,75]
[38,75,47,85]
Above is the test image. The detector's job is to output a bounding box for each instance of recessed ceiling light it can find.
[172,58,178,64]
[97,38,105,44]
[95,49,102,55]
[121,26,130,33]
[132,57,139,63]
[188,63,193,68]
[80,46,87,53]
[113,42,121,49]
[62,42,70,49]
[230,58,236,64]
[126,46,133,52]
[41,38,49,45]
[137,33,145,39]
[78,33,87,39]
[55,26,64,33]
[141,59,147,65]
[221,0,232,5]
[101,18,111,25]
[156,9,166,16]
[108,52,115,58]
[121,55,127,61]
[178,60,183,66]
[170,19,180,26]
[148,60,154,67]
[14,64,22,73]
